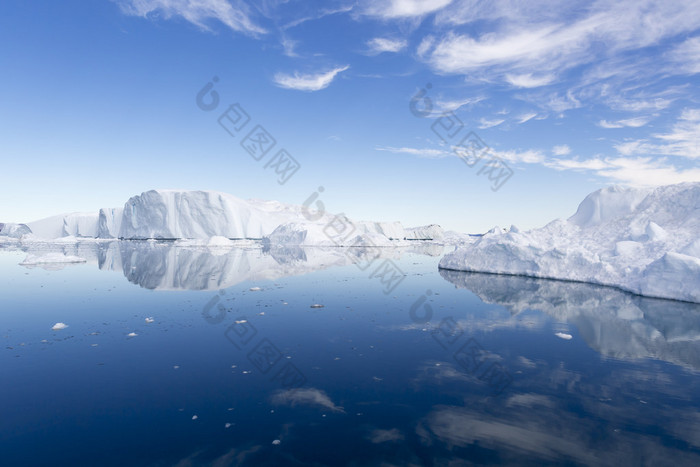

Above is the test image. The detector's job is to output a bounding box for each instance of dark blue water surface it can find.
[2,241,700,466]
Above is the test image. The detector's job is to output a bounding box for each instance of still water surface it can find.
[2,241,700,466]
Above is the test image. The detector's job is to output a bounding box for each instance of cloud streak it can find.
[376,146,450,158]
[364,0,453,19]
[366,37,407,54]
[116,0,266,35]
[274,65,349,91]
[423,0,700,95]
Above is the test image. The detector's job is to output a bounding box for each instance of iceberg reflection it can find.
[439,269,700,369]
[15,240,443,291]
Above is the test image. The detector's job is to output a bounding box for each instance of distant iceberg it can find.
[440,183,700,303]
[4,189,444,246]
[0,223,31,238]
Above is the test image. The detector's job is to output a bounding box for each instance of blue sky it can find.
[1,0,699,232]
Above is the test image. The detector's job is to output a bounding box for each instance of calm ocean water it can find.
[2,241,700,466]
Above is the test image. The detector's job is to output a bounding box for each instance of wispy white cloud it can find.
[478,117,505,129]
[547,156,700,186]
[493,149,546,164]
[605,95,673,112]
[366,37,407,54]
[115,0,265,35]
[612,108,700,159]
[423,0,700,98]
[274,65,349,91]
[669,35,700,75]
[505,73,556,88]
[598,117,651,129]
[516,112,538,124]
[426,26,575,75]
[552,145,571,156]
[364,0,454,19]
[376,146,450,158]
[379,144,546,165]
[280,36,298,57]
[433,95,485,113]
[281,5,354,30]
[416,35,435,57]
[435,0,581,26]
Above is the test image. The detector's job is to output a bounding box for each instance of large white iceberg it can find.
[118,190,297,239]
[439,183,700,303]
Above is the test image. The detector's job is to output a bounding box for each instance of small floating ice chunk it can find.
[310,304,325,309]
[145,317,155,323]
[127,332,138,337]
[235,319,247,324]
[249,287,262,291]
[555,332,573,340]
[225,423,232,428]
[52,322,68,331]
[272,439,281,445]
[192,415,198,420]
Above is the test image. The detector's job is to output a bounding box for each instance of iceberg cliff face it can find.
[118,190,370,240]
[119,190,284,239]
[405,224,444,240]
[0,223,32,238]
[98,207,123,238]
[26,212,100,238]
[439,183,700,303]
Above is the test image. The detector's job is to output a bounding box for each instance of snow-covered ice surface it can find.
[440,183,700,303]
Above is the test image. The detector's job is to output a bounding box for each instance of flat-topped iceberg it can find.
[439,183,700,303]
[26,213,100,238]
[119,190,301,239]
